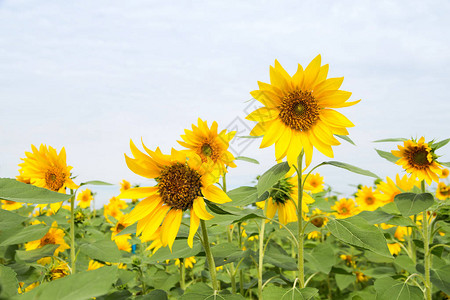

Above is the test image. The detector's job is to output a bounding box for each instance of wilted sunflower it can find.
[376,174,419,203]
[355,186,382,211]
[118,140,231,250]
[77,189,93,209]
[246,55,359,166]
[178,118,236,174]
[256,174,314,225]
[392,137,444,184]
[18,144,78,192]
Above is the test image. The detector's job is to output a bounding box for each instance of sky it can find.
[1,0,449,206]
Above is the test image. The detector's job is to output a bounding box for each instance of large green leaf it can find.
[0,178,71,204]
[79,240,122,263]
[264,240,297,270]
[14,266,118,300]
[394,193,434,216]
[430,264,450,295]
[0,265,19,298]
[262,286,318,300]
[335,273,356,291]
[326,216,391,258]
[15,244,59,263]
[432,137,450,150]
[257,162,290,197]
[225,186,258,207]
[0,224,49,246]
[147,239,202,262]
[374,277,422,300]
[375,149,399,163]
[180,282,245,299]
[0,209,27,227]
[304,243,335,274]
[79,180,113,186]
[321,161,379,179]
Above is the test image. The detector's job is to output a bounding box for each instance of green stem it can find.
[258,202,267,299]
[422,180,432,300]
[180,258,186,290]
[227,226,237,293]
[238,222,244,295]
[296,152,305,288]
[69,192,76,273]
[200,219,219,291]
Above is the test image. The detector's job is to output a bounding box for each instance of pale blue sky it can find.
[1,0,449,205]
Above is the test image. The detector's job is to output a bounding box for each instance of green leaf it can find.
[225,186,258,207]
[205,200,234,215]
[440,161,450,167]
[335,273,356,290]
[357,210,394,224]
[147,239,202,262]
[79,180,113,186]
[335,134,356,145]
[14,266,118,300]
[394,193,434,216]
[304,243,335,274]
[234,156,259,164]
[115,223,137,236]
[146,289,168,300]
[326,216,391,258]
[432,138,450,150]
[264,240,297,270]
[373,138,407,143]
[15,244,59,263]
[430,264,450,294]
[79,240,122,263]
[375,149,399,163]
[262,286,318,300]
[0,265,19,298]
[0,224,49,246]
[0,178,71,204]
[0,209,27,227]
[257,162,290,197]
[374,277,422,300]
[321,161,379,179]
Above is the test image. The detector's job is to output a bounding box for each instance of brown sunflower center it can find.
[365,196,375,205]
[341,207,348,213]
[44,167,66,192]
[311,217,324,228]
[410,148,430,167]
[278,90,320,131]
[157,162,203,210]
[201,144,213,157]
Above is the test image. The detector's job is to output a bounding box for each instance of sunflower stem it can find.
[421,181,432,300]
[296,152,305,288]
[200,219,219,291]
[237,222,244,295]
[180,258,186,290]
[69,192,76,274]
[258,201,268,299]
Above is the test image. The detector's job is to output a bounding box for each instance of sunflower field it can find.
[1,56,449,300]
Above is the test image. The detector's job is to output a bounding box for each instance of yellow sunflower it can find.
[376,174,419,203]
[77,189,93,209]
[18,144,78,192]
[436,182,449,201]
[120,179,131,192]
[355,186,382,211]
[256,174,314,225]
[331,198,359,219]
[178,118,236,174]
[303,173,325,193]
[87,260,104,271]
[392,137,443,184]
[387,243,402,256]
[47,260,70,281]
[441,168,449,179]
[25,221,70,258]
[1,199,23,211]
[118,140,231,250]
[175,256,197,269]
[246,55,359,166]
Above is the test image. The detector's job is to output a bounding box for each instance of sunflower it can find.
[77,189,93,209]
[1,199,23,211]
[376,174,419,203]
[118,140,231,250]
[46,260,70,281]
[18,144,78,193]
[175,256,197,269]
[87,260,104,271]
[436,182,450,201]
[246,55,359,167]
[25,221,70,261]
[303,173,325,193]
[120,179,131,192]
[392,137,444,184]
[178,118,236,174]
[114,235,132,252]
[331,198,359,219]
[355,186,382,211]
[256,174,314,225]
[387,243,402,256]
[104,197,127,223]
[441,168,449,179]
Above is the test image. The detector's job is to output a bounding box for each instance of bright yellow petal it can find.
[192,197,214,220]
[202,185,232,204]
[124,195,162,225]
[188,210,200,248]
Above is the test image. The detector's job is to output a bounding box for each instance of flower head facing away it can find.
[246,55,359,166]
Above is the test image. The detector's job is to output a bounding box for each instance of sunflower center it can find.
[365,196,375,205]
[270,177,294,205]
[157,162,203,210]
[341,207,348,213]
[44,167,66,192]
[311,217,324,228]
[201,144,213,157]
[410,148,431,167]
[278,90,320,131]
[40,233,56,246]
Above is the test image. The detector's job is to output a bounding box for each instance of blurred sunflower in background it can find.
[303,173,325,193]
[77,189,93,209]
[178,118,236,174]
[331,198,359,219]
[1,199,23,211]
[376,174,419,204]
[392,137,444,184]
[436,182,449,200]
[118,140,231,250]
[355,186,382,211]
[246,55,359,166]
[25,221,69,262]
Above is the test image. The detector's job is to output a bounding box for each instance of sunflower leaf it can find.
[334,134,356,145]
[15,244,60,263]
[0,265,19,298]
[0,178,72,204]
[79,180,113,186]
[374,277,423,300]
[79,239,122,263]
[225,186,258,207]
[234,156,260,164]
[374,149,398,163]
[115,223,137,236]
[205,200,234,215]
[394,192,435,216]
[321,161,379,179]
[0,224,49,246]
[439,161,450,167]
[431,137,450,150]
[373,138,407,143]
[238,135,263,139]
[257,162,290,197]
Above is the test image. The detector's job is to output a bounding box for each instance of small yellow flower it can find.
[47,260,70,281]
[303,173,325,194]
[120,179,131,192]
[441,168,449,179]
[114,235,132,252]
[355,186,382,211]
[307,231,320,239]
[340,254,356,267]
[25,221,70,257]
[175,256,197,269]
[436,182,450,200]
[355,271,369,282]
[387,243,402,255]
[77,189,93,209]
[331,198,359,218]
